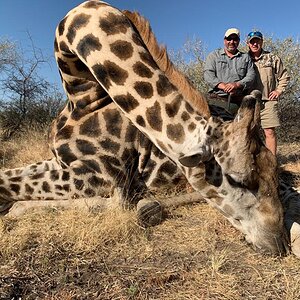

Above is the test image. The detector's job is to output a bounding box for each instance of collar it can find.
[221,48,241,57]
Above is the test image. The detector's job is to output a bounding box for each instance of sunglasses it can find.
[225,36,240,41]
[247,31,263,39]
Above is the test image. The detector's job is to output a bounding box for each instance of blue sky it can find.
[1,0,299,88]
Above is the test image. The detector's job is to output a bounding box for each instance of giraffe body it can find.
[1,1,299,256]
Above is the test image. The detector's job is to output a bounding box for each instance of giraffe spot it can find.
[110,40,134,60]
[185,101,194,114]
[139,51,158,70]
[74,59,89,72]
[222,140,230,152]
[77,34,102,61]
[8,177,21,183]
[57,57,71,74]
[57,144,78,165]
[166,124,185,144]
[67,13,91,44]
[73,165,93,175]
[104,60,128,86]
[100,138,120,154]
[79,113,101,137]
[125,125,138,143]
[5,170,12,177]
[76,96,92,109]
[92,63,112,90]
[66,80,95,96]
[100,155,123,178]
[0,187,12,197]
[56,116,68,131]
[50,170,60,181]
[42,182,51,193]
[165,95,182,118]
[156,74,175,97]
[152,144,166,159]
[156,140,169,154]
[76,139,97,155]
[99,12,130,35]
[74,178,84,190]
[25,184,34,195]
[188,122,196,132]
[181,111,190,121]
[56,125,74,140]
[103,108,123,138]
[133,62,153,78]
[82,159,101,172]
[146,101,162,131]
[114,93,139,113]
[31,173,45,180]
[62,171,70,181]
[10,184,20,195]
[59,41,74,56]
[206,125,213,136]
[134,81,154,99]
[132,32,143,47]
[88,175,105,187]
[157,161,178,177]
[58,16,67,36]
[83,1,107,9]
[54,39,59,53]
[85,188,96,197]
[136,115,146,127]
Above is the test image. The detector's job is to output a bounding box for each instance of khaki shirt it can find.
[250,50,290,100]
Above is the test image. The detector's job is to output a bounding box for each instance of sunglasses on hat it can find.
[247,31,263,39]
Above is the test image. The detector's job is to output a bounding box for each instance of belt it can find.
[207,93,244,105]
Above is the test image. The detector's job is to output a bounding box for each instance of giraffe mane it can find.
[123,10,211,118]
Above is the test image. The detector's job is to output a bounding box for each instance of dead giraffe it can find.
[0,1,296,256]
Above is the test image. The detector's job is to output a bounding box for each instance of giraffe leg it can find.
[0,158,62,214]
[279,180,300,258]
[136,192,204,227]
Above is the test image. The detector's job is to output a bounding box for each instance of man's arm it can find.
[204,52,221,90]
[238,55,256,91]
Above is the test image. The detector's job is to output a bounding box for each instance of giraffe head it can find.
[122,11,288,254]
[183,91,289,255]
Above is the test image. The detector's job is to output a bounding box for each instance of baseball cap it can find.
[247,31,263,41]
[224,28,240,38]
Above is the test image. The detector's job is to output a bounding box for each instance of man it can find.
[204,28,256,114]
[247,31,290,156]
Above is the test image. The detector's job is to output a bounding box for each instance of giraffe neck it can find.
[55,2,214,164]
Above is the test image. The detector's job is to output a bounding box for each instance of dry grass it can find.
[0,129,299,299]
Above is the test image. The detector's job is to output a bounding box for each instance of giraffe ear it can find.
[179,154,202,167]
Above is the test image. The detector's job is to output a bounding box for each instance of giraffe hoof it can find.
[0,202,14,216]
[137,199,165,227]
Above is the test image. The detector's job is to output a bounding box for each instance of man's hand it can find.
[218,82,241,94]
[269,90,281,100]
[224,82,241,93]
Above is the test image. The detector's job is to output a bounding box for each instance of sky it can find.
[1,0,299,89]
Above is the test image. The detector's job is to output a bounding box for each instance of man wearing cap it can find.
[247,31,290,156]
[204,28,256,114]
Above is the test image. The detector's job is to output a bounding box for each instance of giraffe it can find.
[0,1,296,256]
